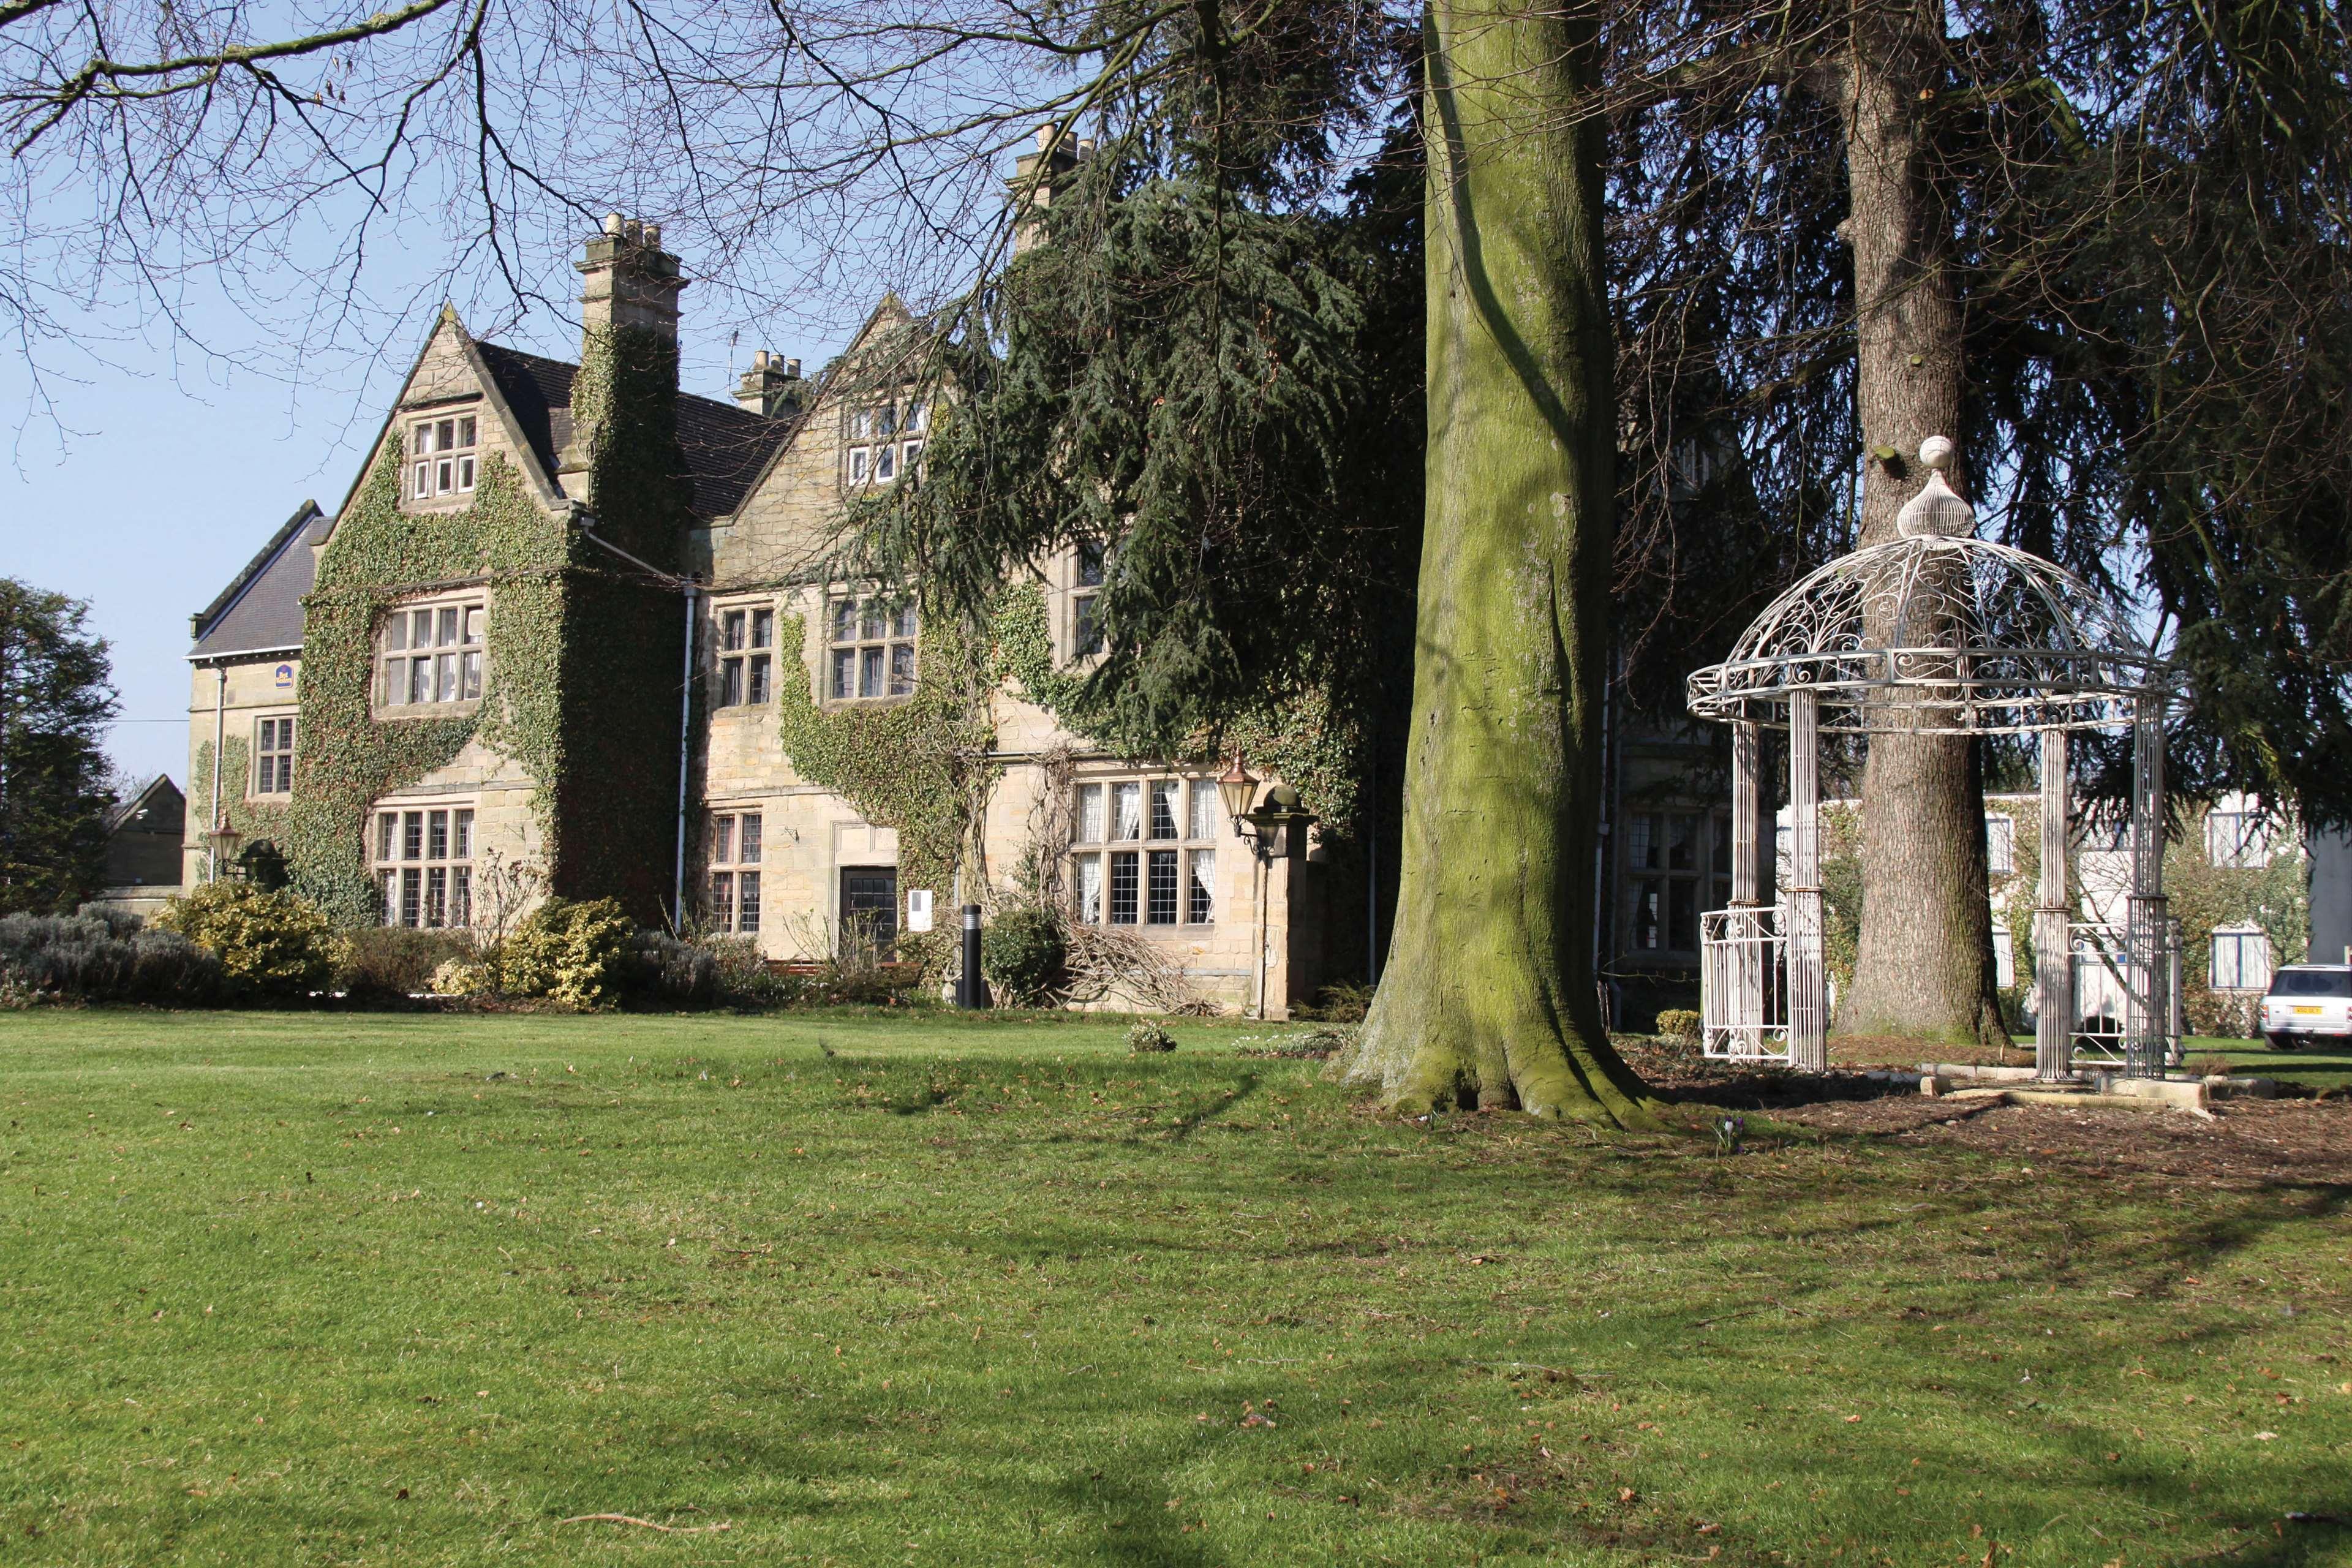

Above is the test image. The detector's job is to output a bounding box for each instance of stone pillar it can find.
[1786,690,1827,1073]
[2034,728,2073,1080]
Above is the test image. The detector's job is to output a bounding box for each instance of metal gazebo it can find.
[1683,437,2175,1079]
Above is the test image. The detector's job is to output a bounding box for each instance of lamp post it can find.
[1217,753,1318,1018]
[203,816,243,883]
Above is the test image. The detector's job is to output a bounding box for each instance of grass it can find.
[1,1008,2348,1567]
[2192,1037,2352,1093]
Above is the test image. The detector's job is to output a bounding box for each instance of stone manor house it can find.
[169,158,2343,1025]
[181,208,1343,1014]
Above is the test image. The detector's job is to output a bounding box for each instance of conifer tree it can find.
[0,581,119,914]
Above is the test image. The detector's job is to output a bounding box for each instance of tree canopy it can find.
[0,581,119,914]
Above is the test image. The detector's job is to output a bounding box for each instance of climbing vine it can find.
[772,608,1000,971]
[286,321,687,927]
[987,581,1365,827]
[191,735,290,882]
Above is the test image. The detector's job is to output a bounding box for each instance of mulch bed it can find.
[1617,1035,2352,1188]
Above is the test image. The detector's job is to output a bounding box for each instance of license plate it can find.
[2293,1005,2324,1016]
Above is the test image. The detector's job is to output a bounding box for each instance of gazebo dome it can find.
[1686,445,2164,736]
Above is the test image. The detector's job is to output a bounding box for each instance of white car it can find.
[2260,965,2352,1051]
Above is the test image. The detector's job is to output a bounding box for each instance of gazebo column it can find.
[2034,730,2072,1081]
[1725,720,1762,1051]
[1731,721,1760,905]
[1786,691,1827,1073]
[2125,696,2170,1079]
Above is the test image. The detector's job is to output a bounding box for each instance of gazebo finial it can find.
[1896,435,1974,538]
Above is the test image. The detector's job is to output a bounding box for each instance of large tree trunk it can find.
[1342,0,1652,1125]
[1830,0,2005,1047]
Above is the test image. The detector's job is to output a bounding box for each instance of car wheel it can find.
[2265,1031,2299,1052]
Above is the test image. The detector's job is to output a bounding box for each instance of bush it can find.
[337,926,478,1000]
[1127,1020,1177,1054]
[701,936,801,1008]
[497,897,635,1008]
[622,930,722,1008]
[153,882,335,1000]
[982,908,1066,1005]
[429,956,492,997]
[1654,1008,1702,1041]
[0,912,224,1005]
[1297,980,1376,1023]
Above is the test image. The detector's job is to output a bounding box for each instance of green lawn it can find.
[3,1008,2348,1566]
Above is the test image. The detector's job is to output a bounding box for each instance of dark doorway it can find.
[839,866,899,959]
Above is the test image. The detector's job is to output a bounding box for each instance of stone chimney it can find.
[561,214,686,494]
[1009,123,1084,255]
[734,350,804,419]
[578,213,685,342]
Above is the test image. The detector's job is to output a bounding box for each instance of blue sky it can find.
[0,262,858,793]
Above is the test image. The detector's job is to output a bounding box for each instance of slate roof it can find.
[104,775,184,835]
[189,500,326,658]
[472,339,786,520]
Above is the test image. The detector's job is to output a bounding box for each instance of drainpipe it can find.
[673,584,698,931]
[208,665,227,881]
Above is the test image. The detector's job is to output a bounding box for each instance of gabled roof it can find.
[431,336,785,521]
[726,293,924,519]
[104,775,185,835]
[190,500,326,658]
[471,341,577,494]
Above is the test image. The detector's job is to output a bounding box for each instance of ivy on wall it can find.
[987,581,1363,826]
[771,608,998,971]
[285,321,687,928]
[191,734,290,881]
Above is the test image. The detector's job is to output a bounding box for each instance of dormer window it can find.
[377,597,486,712]
[846,401,928,486]
[410,415,478,500]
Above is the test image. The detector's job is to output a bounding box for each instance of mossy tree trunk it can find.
[1343,0,1651,1126]
[1830,1,2005,1048]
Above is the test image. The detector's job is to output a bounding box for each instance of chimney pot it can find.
[603,212,624,235]
[785,358,801,378]
[1036,123,1055,151]
[753,349,769,369]
[643,222,661,247]
[1078,137,1096,158]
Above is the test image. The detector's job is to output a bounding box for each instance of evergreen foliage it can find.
[0,580,118,914]
[980,906,1066,1005]
[854,33,1422,845]
[1602,0,2352,818]
[154,881,336,1000]
[496,895,636,1009]
[0,910,224,1004]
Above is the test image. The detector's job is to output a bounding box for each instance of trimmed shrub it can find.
[153,883,335,1001]
[337,926,478,1000]
[497,897,635,1008]
[981,908,1066,1006]
[429,956,492,997]
[0,912,224,1004]
[1654,1008,1703,1041]
[1127,1020,1177,1054]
